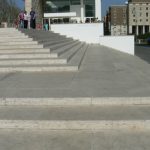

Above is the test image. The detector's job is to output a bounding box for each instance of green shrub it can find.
[137,33,150,39]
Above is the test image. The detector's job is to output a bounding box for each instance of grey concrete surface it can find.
[0,105,149,120]
[0,45,150,97]
[0,129,150,150]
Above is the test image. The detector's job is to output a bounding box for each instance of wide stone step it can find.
[0,37,30,41]
[0,65,78,72]
[0,30,25,33]
[47,40,77,50]
[0,129,149,150]
[0,105,149,130]
[24,34,65,39]
[0,58,67,65]
[27,33,62,38]
[60,43,84,61]
[40,38,73,46]
[0,53,57,59]
[37,37,72,43]
[22,31,62,37]
[0,105,149,121]
[0,45,43,49]
[52,42,82,57]
[0,41,38,45]
[20,30,66,39]
[33,37,67,42]
[0,31,22,34]
[0,48,50,53]
[0,34,29,38]
[50,41,80,55]
[68,44,88,68]
[0,38,33,42]
[0,28,16,30]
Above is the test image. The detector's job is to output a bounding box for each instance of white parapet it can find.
[51,23,104,44]
[99,36,135,55]
[44,12,77,18]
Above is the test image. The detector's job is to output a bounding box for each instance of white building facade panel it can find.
[26,0,102,23]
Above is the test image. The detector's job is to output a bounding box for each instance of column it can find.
[95,0,102,21]
[25,0,32,14]
[136,25,139,35]
[143,25,145,34]
[48,18,51,30]
[81,0,84,23]
[129,26,132,34]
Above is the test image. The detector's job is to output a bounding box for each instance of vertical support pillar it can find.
[81,0,84,23]
[143,25,145,34]
[95,0,102,20]
[48,18,51,30]
[129,26,132,34]
[136,25,139,35]
[25,0,32,14]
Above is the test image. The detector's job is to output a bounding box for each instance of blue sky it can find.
[102,0,127,15]
[15,0,127,16]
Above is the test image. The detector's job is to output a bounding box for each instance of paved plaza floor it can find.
[0,45,150,98]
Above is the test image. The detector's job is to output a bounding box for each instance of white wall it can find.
[95,0,102,20]
[51,23,104,44]
[99,36,135,55]
[44,12,76,18]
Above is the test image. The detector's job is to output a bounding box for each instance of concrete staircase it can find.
[0,28,88,72]
[0,29,149,149]
[0,97,150,149]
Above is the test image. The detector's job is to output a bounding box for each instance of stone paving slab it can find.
[0,45,150,97]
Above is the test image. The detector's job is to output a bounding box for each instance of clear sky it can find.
[15,0,127,16]
[102,0,127,15]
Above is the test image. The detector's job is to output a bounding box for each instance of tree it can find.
[0,0,20,25]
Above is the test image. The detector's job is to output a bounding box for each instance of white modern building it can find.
[25,0,103,44]
[25,0,134,55]
[25,0,102,23]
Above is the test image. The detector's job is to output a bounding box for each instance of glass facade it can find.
[44,0,70,13]
[70,0,81,5]
[84,0,95,17]
[44,0,95,17]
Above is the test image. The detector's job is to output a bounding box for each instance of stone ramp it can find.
[0,28,88,72]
